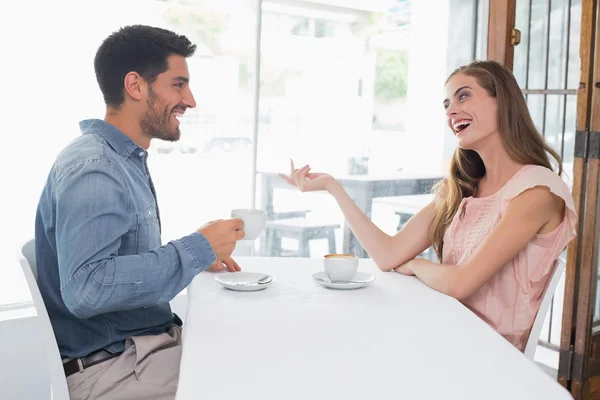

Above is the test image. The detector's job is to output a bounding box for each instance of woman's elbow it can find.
[371,251,402,271]
[374,259,397,272]
[447,286,466,301]
[446,282,476,301]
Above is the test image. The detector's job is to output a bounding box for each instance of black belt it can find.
[63,350,122,377]
[63,314,183,378]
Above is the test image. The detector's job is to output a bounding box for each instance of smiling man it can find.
[34,25,244,399]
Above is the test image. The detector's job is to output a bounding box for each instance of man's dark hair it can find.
[94,25,197,107]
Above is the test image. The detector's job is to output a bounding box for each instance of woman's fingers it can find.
[286,160,313,190]
[298,167,312,191]
[292,165,308,185]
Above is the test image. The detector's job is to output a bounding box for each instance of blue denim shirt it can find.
[35,119,216,358]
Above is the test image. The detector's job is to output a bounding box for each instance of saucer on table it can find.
[215,272,275,292]
[312,271,375,290]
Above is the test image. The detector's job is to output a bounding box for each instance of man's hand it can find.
[198,218,245,262]
[207,257,242,272]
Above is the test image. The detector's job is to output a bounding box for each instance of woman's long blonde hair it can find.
[431,60,562,261]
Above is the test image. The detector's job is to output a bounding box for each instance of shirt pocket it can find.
[135,205,161,253]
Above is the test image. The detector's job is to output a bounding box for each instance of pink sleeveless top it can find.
[441,165,577,351]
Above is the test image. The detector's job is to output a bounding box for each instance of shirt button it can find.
[139,151,144,157]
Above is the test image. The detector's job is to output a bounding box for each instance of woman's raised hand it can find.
[280,159,335,192]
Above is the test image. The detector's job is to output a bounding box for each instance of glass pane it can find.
[562,95,576,187]
[517,0,582,89]
[525,92,576,180]
[543,95,565,158]
[526,94,546,134]
[527,0,551,89]
[514,0,531,87]
[568,0,582,89]
[447,0,478,71]
[547,0,569,90]
[475,0,489,60]
[256,0,463,258]
[0,0,258,305]
[147,0,258,243]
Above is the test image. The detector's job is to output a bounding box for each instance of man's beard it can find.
[140,87,181,142]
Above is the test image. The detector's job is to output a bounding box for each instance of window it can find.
[0,0,258,306]
[255,0,484,258]
[0,0,484,306]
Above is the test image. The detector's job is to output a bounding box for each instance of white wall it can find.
[0,313,50,400]
[402,0,450,175]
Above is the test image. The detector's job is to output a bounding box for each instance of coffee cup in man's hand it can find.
[198,218,245,260]
[230,209,267,240]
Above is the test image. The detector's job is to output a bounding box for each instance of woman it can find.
[282,60,577,351]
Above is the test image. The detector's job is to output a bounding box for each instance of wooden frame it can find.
[487,0,517,69]
[576,1,600,396]
[557,0,599,397]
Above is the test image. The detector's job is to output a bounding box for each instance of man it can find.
[35,25,243,399]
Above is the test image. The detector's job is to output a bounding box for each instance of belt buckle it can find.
[63,358,83,378]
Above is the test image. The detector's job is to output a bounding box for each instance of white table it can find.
[176,257,572,400]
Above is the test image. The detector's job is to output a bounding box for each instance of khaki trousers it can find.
[66,325,182,400]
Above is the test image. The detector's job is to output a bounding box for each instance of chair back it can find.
[524,259,566,360]
[21,239,38,279]
[17,239,70,399]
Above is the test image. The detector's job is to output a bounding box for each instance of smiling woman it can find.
[282,60,577,353]
[443,78,499,148]
[434,60,565,260]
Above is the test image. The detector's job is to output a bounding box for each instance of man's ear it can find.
[123,72,145,101]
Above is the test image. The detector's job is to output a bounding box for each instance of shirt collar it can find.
[79,119,143,158]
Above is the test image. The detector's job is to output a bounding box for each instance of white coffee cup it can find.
[231,209,267,240]
[324,254,359,282]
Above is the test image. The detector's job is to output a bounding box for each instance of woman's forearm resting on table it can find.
[395,259,472,299]
[394,186,564,299]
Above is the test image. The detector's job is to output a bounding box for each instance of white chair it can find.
[524,259,566,360]
[17,239,70,400]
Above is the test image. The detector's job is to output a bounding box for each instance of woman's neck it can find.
[474,135,525,196]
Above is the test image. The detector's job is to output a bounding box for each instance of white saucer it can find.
[312,271,375,290]
[215,272,275,292]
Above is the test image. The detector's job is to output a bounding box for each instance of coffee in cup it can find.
[323,254,358,282]
[231,209,267,240]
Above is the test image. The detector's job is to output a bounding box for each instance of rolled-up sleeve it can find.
[55,157,216,319]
